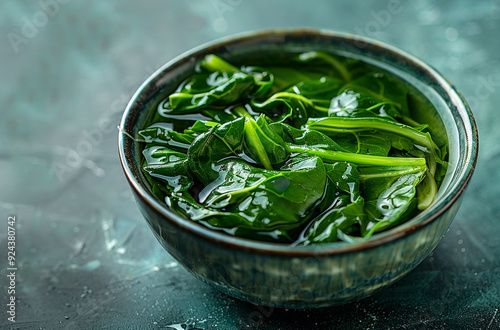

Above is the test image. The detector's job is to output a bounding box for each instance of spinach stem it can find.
[268,92,331,113]
[244,119,273,170]
[233,105,253,119]
[200,54,238,72]
[359,166,425,180]
[365,101,397,112]
[270,92,314,107]
[400,115,421,127]
[288,145,426,167]
[309,117,434,151]
[416,172,437,210]
[298,51,351,82]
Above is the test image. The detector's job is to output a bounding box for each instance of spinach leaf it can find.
[327,90,400,120]
[270,121,348,152]
[308,116,444,165]
[167,71,254,112]
[139,120,220,153]
[142,146,193,193]
[308,116,444,210]
[294,51,353,82]
[201,156,326,225]
[183,120,219,136]
[168,156,328,242]
[185,113,291,184]
[250,92,311,127]
[262,66,327,94]
[167,191,296,242]
[139,126,196,152]
[249,76,343,125]
[337,72,410,119]
[286,76,344,109]
[358,165,426,236]
[164,55,273,113]
[242,114,290,170]
[201,108,239,123]
[187,117,246,185]
[299,162,365,245]
[138,51,449,245]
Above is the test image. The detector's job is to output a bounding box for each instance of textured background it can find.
[1,0,499,328]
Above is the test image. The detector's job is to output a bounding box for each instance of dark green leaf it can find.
[358,165,426,236]
[299,162,365,245]
[139,126,195,152]
[250,92,310,127]
[142,146,193,193]
[270,121,348,152]
[164,55,274,113]
[338,72,410,118]
[168,156,329,242]
[242,115,290,170]
[187,117,246,185]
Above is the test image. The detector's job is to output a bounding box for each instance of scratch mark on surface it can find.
[487,308,498,329]
[102,215,117,251]
[166,325,186,330]
[72,240,86,257]
[114,225,137,254]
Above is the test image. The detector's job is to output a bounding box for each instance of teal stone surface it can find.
[1,0,498,328]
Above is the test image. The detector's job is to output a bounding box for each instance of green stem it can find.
[365,101,398,112]
[298,51,351,82]
[338,84,393,104]
[270,92,314,106]
[359,166,425,180]
[400,115,421,127]
[416,172,437,210]
[309,117,434,151]
[323,55,351,82]
[288,145,426,167]
[200,54,238,72]
[268,92,330,113]
[233,105,253,119]
[244,119,273,170]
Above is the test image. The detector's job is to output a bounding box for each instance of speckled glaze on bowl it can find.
[118,29,478,308]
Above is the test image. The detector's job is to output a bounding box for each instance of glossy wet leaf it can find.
[270,122,347,152]
[167,157,328,242]
[250,92,311,127]
[338,72,410,118]
[300,162,365,244]
[187,117,246,185]
[164,55,274,113]
[139,127,195,152]
[358,165,426,235]
[142,146,193,193]
[242,114,290,170]
[138,51,448,245]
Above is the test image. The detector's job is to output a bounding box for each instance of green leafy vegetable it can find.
[298,162,365,245]
[164,55,273,114]
[138,52,449,245]
[243,114,290,170]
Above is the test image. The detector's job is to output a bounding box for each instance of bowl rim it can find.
[118,28,479,257]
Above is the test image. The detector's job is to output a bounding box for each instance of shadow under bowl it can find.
[118,29,478,308]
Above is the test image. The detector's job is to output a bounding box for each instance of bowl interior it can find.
[119,29,478,254]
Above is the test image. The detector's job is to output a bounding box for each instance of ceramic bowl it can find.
[118,29,478,308]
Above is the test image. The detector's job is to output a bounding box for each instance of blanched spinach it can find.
[165,55,273,114]
[163,157,328,242]
[298,162,365,245]
[138,52,448,245]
